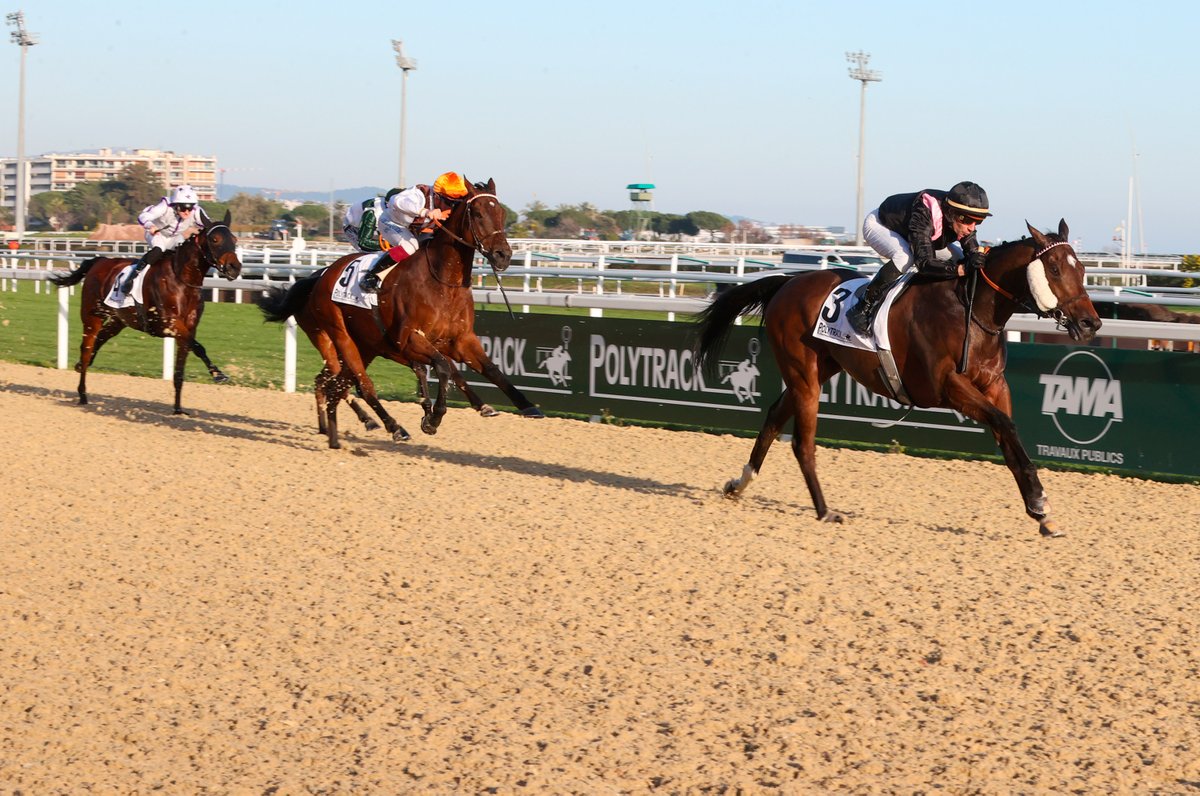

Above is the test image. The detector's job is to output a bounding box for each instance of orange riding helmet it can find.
[432,171,468,199]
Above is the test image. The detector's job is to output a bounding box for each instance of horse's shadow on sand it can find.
[10,380,699,498]
[8,381,312,450]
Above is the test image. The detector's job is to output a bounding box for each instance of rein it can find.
[430,193,503,254]
[178,224,233,288]
[428,191,515,316]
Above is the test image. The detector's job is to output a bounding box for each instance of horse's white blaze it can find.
[1027,258,1059,312]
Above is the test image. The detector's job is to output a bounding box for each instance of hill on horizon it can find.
[219,184,388,204]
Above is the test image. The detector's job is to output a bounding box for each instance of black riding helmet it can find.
[945,181,991,222]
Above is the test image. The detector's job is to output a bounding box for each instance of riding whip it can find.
[957,264,978,374]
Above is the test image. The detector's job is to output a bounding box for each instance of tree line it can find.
[14,167,746,242]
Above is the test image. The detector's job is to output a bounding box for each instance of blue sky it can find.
[4,1,1197,253]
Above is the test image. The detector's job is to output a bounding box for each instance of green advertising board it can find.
[458,311,1199,479]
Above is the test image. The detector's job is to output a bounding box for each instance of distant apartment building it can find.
[0,148,218,211]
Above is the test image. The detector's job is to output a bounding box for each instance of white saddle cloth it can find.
[330,253,383,309]
[811,273,911,352]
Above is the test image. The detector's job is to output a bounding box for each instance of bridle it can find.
[181,223,235,288]
[430,192,507,259]
[973,239,1088,331]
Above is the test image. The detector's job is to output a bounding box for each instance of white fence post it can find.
[591,256,604,317]
[522,250,531,314]
[285,317,297,393]
[667,254,679,322]
[162,337,175,380]
[57,285,69,369]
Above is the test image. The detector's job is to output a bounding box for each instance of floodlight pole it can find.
[7,11,37,237]
[392,39,418,188]
[846,51,881,246]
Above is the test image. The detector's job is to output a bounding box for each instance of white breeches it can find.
[862,209,960,273]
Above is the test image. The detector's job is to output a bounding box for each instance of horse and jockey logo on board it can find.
[716,338,762,404]
[537,326,574,387]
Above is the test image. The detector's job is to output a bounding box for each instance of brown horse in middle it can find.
[258,177,543,448]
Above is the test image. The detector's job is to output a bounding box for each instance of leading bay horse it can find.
[257,177,543,449]
[48,212,242,414]
[695,220,1102,537]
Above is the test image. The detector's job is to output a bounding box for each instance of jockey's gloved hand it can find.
[967,251,986,271]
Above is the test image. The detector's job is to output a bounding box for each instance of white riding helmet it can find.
[169,184,199,206]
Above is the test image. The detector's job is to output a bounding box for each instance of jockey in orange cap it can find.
[351,171,470,293]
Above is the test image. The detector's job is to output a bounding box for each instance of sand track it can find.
[2,361,1198,793]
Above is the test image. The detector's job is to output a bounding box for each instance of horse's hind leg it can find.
[782,352,844,522]
[189,339,229,383]
[724,391,793,498]
[172,335,193,415]
[75,315,119,405]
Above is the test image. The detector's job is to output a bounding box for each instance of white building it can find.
[0,148,218,211]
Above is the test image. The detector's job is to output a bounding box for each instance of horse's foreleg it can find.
[725,391,792,499]
[455,338,543,418]
[189,339,229,384]
[411,365,434,418]
[947,376,1056,536]
[347,393,381,431]
[415,351,455,435]
[172,335,192,415]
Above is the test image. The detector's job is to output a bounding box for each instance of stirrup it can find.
[848,302,875,335]
[360,273,381,293]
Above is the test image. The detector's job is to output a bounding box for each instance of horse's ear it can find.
[486,177,496,192]
[1057,218,1069,241]
[1026,220,1049,249]
[223,209,231,226]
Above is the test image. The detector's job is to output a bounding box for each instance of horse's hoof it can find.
[722,480,742,499]
[420,420,438,436]
[819,510,846,524]
[211,372,230,384]
[363,419,381,432]
[1039,521,1065,538]
[520,406,545,419]
[479,404,500,418]
[173,409,190,416]
[392,428,411,442]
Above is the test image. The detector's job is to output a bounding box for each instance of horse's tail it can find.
[693,274,792,374]
[47,256,102,288]
[256,274,320,323]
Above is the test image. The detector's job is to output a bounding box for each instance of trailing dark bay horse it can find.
[48,212,242,414]
[695,220,1102,537]
[257,177,543,448]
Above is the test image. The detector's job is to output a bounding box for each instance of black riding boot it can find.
[119,247,164,295]
[360,248,411,293]
[846,261,901,335]
[359,255,389,293]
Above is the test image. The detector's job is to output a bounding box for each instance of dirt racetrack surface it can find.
[2,360,1199,793]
